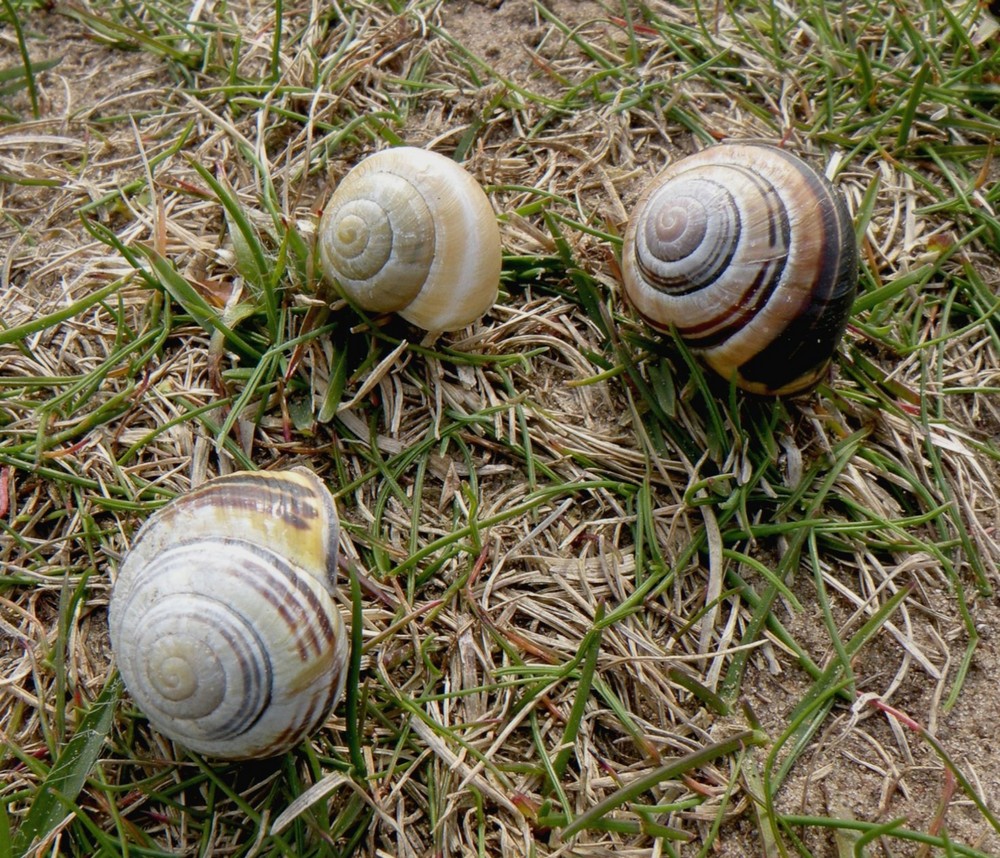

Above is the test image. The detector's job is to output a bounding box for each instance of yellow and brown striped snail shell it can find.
[621,142,858,395]
[108,469,348,760]
[318,147,502,331]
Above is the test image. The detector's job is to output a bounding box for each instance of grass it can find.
[2,0,1000,856]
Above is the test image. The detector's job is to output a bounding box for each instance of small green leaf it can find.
[136,245,262,362]
[11,675,122,858]
[288,394,314,432]
[646,358,676,418]
[187,161,271,291]
[224,205,268,290]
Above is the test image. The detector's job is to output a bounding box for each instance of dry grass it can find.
[2,0,1000,856]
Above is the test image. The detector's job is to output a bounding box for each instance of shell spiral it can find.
[622,143,858,395]
[318,147,502,331]
[109,469,348,760]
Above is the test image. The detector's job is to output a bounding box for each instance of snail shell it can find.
[108,468,348,760]
[622,143,858,395]
[318,147,502,331]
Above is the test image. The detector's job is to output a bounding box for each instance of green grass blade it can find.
[0,57,59,90]
[551,605,604,783]
[186,159,271,292]
[778,815,994,858]
[318,341,349,423]
[0,280,122,346]
[57,4,197,65]
[345,561,367,780]
[561,729,764,839]
[0,803,10,858]
[1,0,40,117]
[896,61,931,151]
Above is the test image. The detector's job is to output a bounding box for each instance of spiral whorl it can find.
[319,171,437,313]
[632,173,744,295]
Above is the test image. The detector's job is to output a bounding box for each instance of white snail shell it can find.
[318,147,502,331]
[109,468,348,760]
[622,143,858,395]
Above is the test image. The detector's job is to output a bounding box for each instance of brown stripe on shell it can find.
[234,547,334,662]
[175,547,340,747]
[200,605,271,740]
[255,651,344,756]
[295,651,347,750]
[118,574,274,742]
[677,255,785,348]
[182,476,321,532]
[732,149,858,394]
[265,690,332,755]
[265,723,306,756]
[186,469,339,594]
[164,536,333,666]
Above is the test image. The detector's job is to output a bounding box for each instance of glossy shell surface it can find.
[109,468,348,760]
[318,147,502,331]
[622,143,858,395]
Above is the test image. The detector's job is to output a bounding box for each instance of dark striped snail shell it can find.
[108,469,348,760]
[621,142,858,395]
[318,147,502,331]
